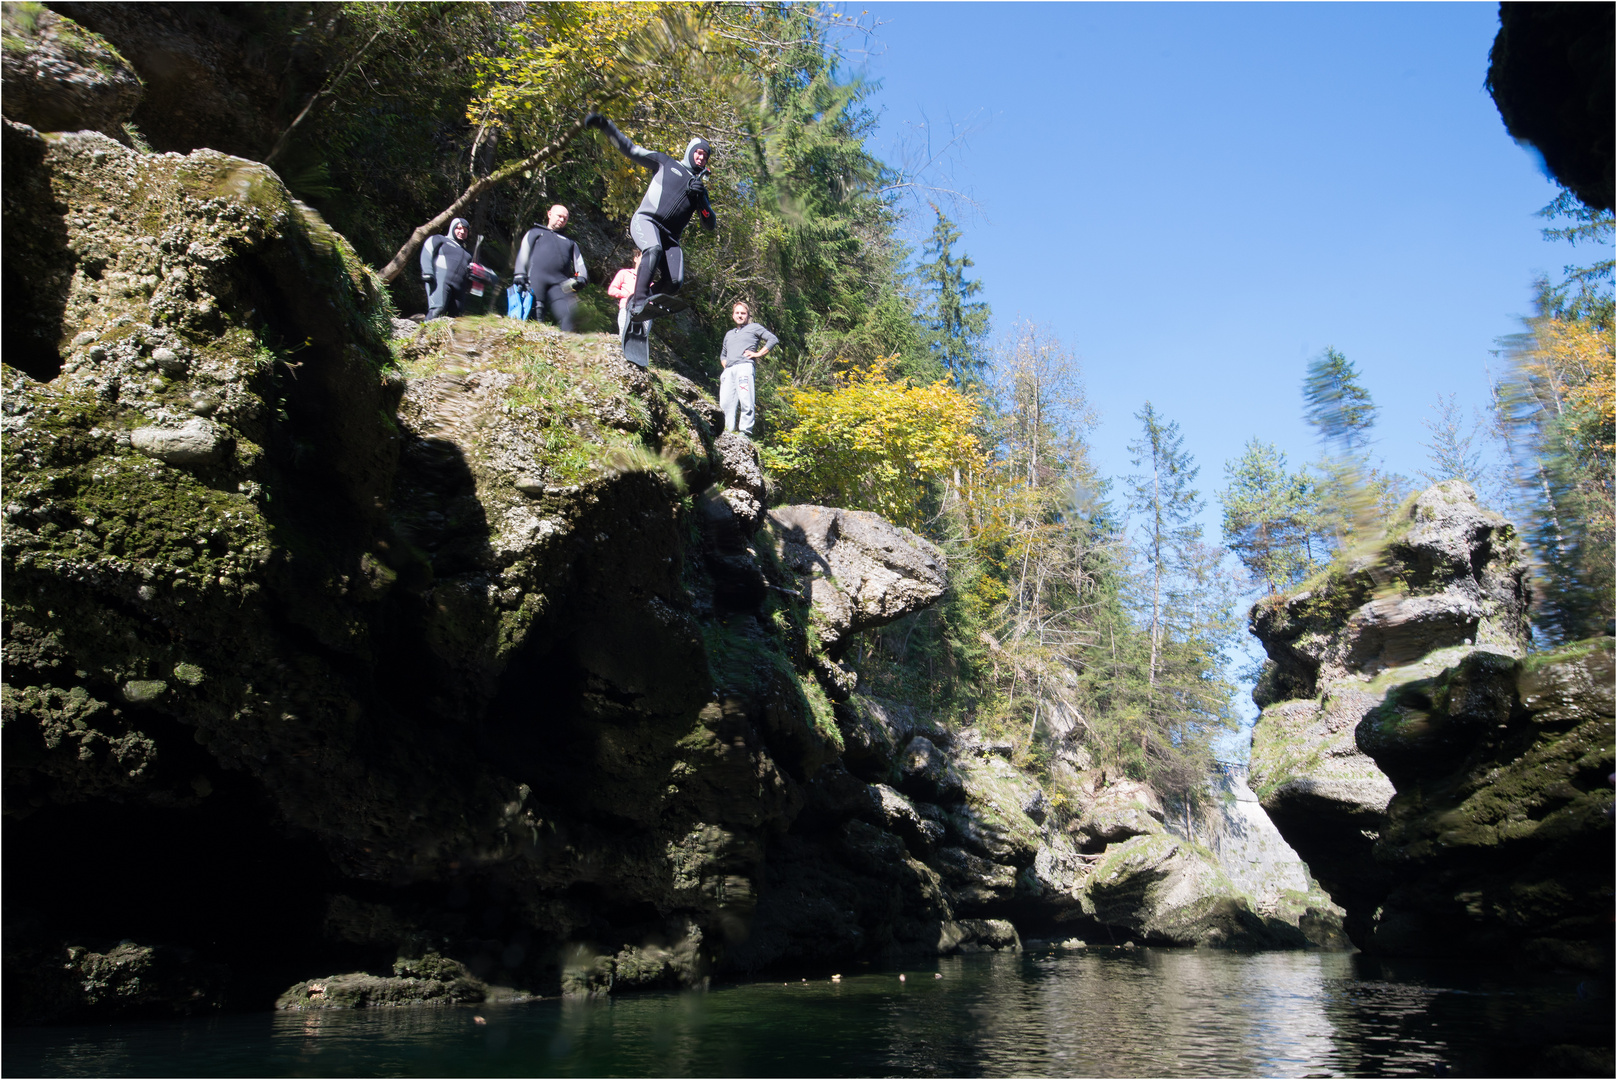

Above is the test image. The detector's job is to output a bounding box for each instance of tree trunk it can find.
[378,117,587,283]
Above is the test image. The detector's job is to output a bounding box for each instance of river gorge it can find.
[2,5,1612,1078]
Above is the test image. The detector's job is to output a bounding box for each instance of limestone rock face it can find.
[713,430,767,533]
[868,783,937,853]
[46,4,318,159]
[0,123,956,1021]
[835,695,913,779]
[947,754,1044,865]
[1,7,143,139]
[0,88,1360,1023]
[129,419,226,466]
[1249,688,1400,939]
[1355,640,1615,970]
[1073,779,1166,847]
[277,955,488,1010]
[766,504,946,656]
[1249,482,1612,968]
[1251,482,1530,700]
[1079,834,1297,948]
[1173,766,1349,949]
[2,938,227,1025]
[899,735,965,803]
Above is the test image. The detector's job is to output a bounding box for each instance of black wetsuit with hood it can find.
[420,217,473,319]
[585,114,714,313]
[513,225,588,331]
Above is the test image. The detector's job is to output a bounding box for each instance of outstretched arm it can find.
[585,113,657,170]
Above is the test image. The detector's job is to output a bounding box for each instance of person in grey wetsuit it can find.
[420,217,473,319]
[718,301,777,436]
[583,113,714,330]
[513,204,588,331]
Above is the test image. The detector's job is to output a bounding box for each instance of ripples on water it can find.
[7,948,1609,1077]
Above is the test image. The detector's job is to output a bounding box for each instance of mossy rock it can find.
[276,971,485,1010]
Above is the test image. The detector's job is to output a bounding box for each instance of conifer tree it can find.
[1417,393,1489,491]
[915,208,990,385]
[1104,410,1238,805]
[1493,283,1615,641]
[1301,347,1387,547]
[1302,347,1378,453]
[1126,402,1204,688]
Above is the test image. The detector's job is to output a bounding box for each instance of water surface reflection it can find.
[6,948,1608,1077]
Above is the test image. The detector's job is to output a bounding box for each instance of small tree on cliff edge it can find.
[1219,439,1323,595]
[1301,346,1387,547]
[1302,347,1378,454]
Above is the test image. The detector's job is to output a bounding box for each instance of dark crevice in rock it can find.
[4,745,356,1021]
[2,122,73,383]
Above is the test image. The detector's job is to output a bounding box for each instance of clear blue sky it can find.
[850,2,1608,728]
[857,1,1582,491]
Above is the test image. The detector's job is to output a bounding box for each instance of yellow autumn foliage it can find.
[761,357,985,529]
[469,4,662,132]
[467,3,784,178]
[1528,315,1616,449]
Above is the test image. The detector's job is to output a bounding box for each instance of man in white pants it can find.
[718,301,777,436]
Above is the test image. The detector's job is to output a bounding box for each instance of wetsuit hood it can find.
[445,217,471,243]
[682,137,711,171]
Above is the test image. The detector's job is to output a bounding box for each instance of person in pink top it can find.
[607,250,642,337]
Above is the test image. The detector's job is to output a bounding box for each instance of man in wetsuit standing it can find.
[513,204,588,331]
[420,217,473,320]
[583,113,715,339]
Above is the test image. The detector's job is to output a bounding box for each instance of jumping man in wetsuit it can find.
[513,204,588,332]
[583,114,715,339]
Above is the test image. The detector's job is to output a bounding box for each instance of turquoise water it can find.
[6,948,1608,1077]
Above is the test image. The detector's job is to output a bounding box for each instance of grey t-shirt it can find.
[720,322,779,368]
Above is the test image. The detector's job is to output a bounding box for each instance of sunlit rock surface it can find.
[1249,481,1613,967]
[0,125,952,1019]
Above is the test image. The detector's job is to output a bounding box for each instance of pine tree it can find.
[1302,347,1378,453]
[1417,393,1489,490]
[1301,347,1388,547]
[1126,402,1204,688]
[1537,191,1615,328]
[1492,286,1615,640]
[915,208,990,385]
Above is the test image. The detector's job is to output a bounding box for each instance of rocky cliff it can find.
[0,117,950,1019]
[2,12,1346,1024]
[1248,481,1614,970]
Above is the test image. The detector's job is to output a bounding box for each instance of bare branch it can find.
[883,107,990,226]
[265,19,391,167]
[378,116,587,282]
